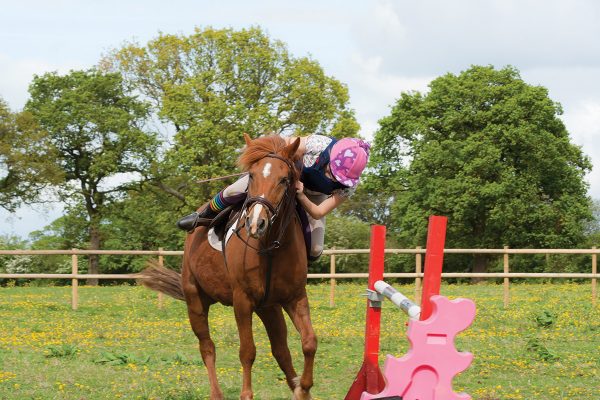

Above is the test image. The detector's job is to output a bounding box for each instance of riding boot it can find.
[176,206,219,232]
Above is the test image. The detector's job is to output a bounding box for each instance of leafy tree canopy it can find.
[101,26,359,208]
[0,98,62,211]
[25,69,158,282]
[368,65,593,271]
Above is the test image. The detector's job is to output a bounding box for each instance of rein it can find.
[232,152,298,308]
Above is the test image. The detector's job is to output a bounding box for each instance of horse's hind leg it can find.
[182,274,224,400]
[284,295,317,400]
[256,305,298,392]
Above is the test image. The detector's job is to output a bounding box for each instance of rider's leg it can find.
[176,175,249,231]
[307,215,325,261]
[304,193,327,261]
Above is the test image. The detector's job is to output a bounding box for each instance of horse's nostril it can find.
[258,218,267,231]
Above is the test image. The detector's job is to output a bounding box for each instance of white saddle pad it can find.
[207,219,239,252]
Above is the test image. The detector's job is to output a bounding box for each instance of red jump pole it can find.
[344,225,387,400]
[420,215,448,321]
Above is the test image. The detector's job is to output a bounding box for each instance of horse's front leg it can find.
[233,290,256,400]
[285,294,317,400]
[256,305,298,392]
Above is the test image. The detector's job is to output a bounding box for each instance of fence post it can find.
[503,246,510,308]
[71,249,78,310]
[329,249,336,307]
[415,246,422,305]
[158,247,164,309]
[592,246,597,306]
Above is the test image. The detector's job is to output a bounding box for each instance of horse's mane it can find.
[238,135,300,178]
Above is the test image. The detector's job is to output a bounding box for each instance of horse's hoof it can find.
[292,387,312,400]
[291,377,312,400]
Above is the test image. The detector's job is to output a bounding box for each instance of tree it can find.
[27,204,90,276]
[585,199,600,237]
[101,26,359,209]
[0,98,62,211]
[25,70,158,284]
[0,234,29,285]
[584,198,600,250]
[369,65,593,275]
[310,213,372,274]
[98,189,185,272]
[335,184,395,227]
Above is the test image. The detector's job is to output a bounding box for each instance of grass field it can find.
[0,282,598,400]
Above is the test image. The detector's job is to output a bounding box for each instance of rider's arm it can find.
[295,181,347,220]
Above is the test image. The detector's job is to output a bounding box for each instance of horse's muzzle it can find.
[245,212,268,239]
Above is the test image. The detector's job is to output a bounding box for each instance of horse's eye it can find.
[280,177,289,185]
[248,173,254,181]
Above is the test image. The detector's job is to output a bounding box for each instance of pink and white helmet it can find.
[329,138,371,187]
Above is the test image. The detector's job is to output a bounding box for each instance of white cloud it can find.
[342,53,432,140]
[353,0,600,76]
[372,0,406,39]
[522,67,600,107]
[561,101,600,199]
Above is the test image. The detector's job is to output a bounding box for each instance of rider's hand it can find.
[295,180,304,195]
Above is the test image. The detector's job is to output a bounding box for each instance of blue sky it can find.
[2,0,600,238]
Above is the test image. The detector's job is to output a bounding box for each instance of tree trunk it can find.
[87,223,101,286]
[471,253,488,283]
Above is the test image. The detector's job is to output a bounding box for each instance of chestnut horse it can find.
[139,134,316,400]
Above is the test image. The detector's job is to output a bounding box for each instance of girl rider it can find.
[176,135,370,261]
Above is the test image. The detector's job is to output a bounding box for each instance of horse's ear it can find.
[283,137,300,159]
[243,133,252,147]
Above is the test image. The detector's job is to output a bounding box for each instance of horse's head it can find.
[240,133,300,239]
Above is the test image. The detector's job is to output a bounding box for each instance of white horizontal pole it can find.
[374,280,421,319]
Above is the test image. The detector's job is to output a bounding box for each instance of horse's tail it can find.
[137,260,185,301]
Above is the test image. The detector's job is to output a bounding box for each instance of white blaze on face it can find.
[262,162,272,178]
[250,194,265,234]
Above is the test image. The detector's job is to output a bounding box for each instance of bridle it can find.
[234,152,297,254]
[230,152,298,308]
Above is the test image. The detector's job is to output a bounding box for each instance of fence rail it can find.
[0,247,597,310]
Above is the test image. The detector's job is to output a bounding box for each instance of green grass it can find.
[0,283,598,399]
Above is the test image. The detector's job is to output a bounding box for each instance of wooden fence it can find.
[0,247,597,310]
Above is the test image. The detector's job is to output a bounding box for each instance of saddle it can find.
[209,203,243,242]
